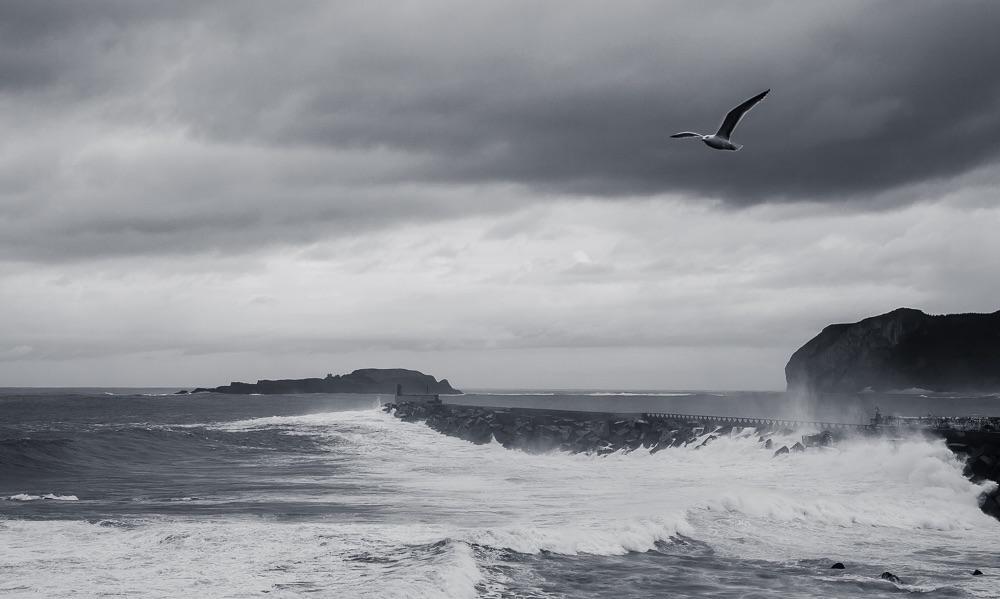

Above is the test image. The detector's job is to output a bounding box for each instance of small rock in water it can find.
[791,442,805,452]
[830,562,845,569]
[773,445,789,457]
[764,439,773,450]
[972,569,983,576]
[880,571,901,583]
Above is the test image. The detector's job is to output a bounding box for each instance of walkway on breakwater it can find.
[641,411,1000,435]
[642,412,868,432]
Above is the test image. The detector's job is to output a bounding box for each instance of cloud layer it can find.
[4,1,1000,261]
[3,197,999,387]
[1,2,998,387]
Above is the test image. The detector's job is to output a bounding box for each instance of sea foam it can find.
[3,407,997,598]
[6,493,78,501]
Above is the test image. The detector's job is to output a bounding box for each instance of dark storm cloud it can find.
[2,1,1000,264]
[0,1,202,94]
[157,1,1000,202]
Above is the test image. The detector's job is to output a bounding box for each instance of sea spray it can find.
[4,396,999,598]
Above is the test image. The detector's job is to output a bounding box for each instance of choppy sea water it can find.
[1,390,998,598]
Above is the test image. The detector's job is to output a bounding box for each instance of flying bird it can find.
[671,89,770,151]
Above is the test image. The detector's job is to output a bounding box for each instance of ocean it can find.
[1,389,998,598]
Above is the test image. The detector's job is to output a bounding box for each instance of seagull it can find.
[671,89,769,151]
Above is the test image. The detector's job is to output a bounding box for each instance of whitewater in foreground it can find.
[1,391,997,598]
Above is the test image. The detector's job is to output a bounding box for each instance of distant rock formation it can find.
[191,368,460,395]
[785,308,1000,394]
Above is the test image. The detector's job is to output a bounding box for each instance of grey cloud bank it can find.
[3,198,998,388]
[1,1,998,387]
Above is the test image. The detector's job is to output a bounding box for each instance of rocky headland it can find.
[785,308,1000,394]
[192,368,460,395]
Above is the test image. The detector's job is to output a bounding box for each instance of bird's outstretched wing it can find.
[715,89,769,140]
[670,132,701,138]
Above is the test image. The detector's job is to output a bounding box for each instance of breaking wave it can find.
[6,493,79,501]
[3,406,998,598]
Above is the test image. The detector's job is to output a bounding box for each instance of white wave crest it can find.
[5,407,996,597]
[585,392,694,397]
[464,516,692,555]
[6,493,79,501]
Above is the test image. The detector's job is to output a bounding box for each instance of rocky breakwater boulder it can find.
[383,402,758,455]
[786,308,1000,393]
[946,431,1000,520]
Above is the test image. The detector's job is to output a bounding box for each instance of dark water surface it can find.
[1,389,998,598]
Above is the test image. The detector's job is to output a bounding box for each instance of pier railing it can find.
[642,412,868,431]
[643,411,999,433]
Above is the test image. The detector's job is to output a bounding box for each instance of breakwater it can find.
[384,401,796,455]
[383,401,1000,520]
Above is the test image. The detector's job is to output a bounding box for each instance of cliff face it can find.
[786,308,1000,393]
[192,368,460,395]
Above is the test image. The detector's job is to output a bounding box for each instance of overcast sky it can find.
[2,1,999,389]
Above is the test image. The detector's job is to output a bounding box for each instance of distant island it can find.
[786,308,1000,393]
[190,368,461,395]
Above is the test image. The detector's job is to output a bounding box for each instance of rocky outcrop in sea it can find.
[192,368,460,395]
[785,308,1000,393]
